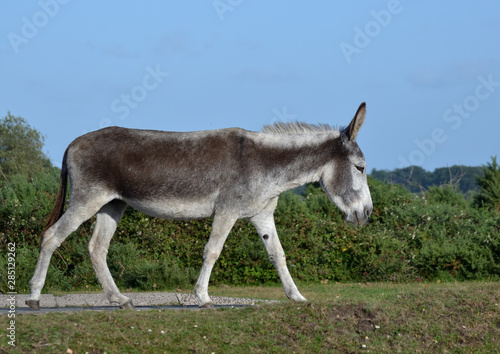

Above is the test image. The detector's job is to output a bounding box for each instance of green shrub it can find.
[0,169,60,246]
[2,166,499,294]
[107,242,198,290]
[474,156,500,211]
[425,185,467,208]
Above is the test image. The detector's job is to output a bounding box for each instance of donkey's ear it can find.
[342,102,366,142]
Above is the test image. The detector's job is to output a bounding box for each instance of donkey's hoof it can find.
[25,299,40,310]
[199,302,215,309]
[119,300,136,310]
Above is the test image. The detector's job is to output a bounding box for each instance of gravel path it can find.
[0,292,273,315]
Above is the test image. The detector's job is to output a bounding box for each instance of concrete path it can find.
[0,292,271,315]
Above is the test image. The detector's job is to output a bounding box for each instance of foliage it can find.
[0,168,60,247]
[425,184,467,208]
[2,115,496,293]
[0,112,52,180]
[473,156,500,211]
[1,169,499,293]
[371,165,484,194]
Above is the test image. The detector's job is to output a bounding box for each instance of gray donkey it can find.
[26,102,372,310]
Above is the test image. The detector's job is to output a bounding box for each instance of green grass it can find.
[2,281,499,353]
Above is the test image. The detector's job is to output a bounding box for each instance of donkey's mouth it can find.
[346,208,372,226]
[346,214,362,226]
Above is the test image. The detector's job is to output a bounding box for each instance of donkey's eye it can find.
[355,165,365,174]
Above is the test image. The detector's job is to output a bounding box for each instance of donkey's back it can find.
[67,126,258,219]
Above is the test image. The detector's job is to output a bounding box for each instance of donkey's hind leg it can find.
[88,200,133,309]
[26,198,111,310]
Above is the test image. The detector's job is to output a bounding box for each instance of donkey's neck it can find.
[255,133,333,195]
[279,165,323,193]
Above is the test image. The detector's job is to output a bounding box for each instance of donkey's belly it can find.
[124,196,216,220]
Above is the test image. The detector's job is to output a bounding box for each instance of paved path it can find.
[0,292,270,315]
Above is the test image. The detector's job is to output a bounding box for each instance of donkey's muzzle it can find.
[347,206,372,226]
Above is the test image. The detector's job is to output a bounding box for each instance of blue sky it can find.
[1,1,499,172]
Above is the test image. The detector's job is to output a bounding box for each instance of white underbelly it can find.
[124,196,216,220]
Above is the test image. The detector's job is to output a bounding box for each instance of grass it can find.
[2,281,499,353]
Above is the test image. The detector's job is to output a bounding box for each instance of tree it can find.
[473,156,500,211]
[0,112,51,180]
[371,165,482,194]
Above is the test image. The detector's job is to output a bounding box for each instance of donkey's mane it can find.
[261,121,340,136]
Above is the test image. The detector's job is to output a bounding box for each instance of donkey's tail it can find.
[40,149,69,242]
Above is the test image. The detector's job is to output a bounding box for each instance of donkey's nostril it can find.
[365,207,373,218]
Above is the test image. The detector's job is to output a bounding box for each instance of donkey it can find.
[26,102,372,310]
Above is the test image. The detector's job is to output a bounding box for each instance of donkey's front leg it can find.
[194,213,237,308]
[250,209,307,302]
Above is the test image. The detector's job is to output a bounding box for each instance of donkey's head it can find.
[320,102,373,225]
